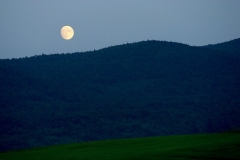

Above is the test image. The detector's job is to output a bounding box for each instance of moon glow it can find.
[61,26,74,40]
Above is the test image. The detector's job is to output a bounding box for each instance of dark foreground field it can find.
[0,133,240,160]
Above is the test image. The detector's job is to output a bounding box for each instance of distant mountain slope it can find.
[2,40,239,84]
[0,39,240,151]
[202,38,240,54]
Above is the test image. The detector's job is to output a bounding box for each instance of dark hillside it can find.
[0,40,240,151]
[203,38,240,55]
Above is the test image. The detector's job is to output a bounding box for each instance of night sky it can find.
[1,0,240,59]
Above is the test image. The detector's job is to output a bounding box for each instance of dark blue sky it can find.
[1,0,240,59]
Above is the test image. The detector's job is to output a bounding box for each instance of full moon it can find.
[61,26,74,40]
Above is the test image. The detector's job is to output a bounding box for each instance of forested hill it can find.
[1,40,239,84]
[0,39,240,151]
[203,38,240,54]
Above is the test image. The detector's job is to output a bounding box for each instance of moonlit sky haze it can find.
[1,0,240,59]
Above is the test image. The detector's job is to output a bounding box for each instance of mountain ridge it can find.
[0,38,240,151]
[202,38,240,54]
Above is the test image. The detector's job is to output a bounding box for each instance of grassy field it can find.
[0,133,240,160]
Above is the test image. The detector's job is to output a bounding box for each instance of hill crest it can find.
[0,38,240,151]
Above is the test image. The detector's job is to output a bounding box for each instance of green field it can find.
[0,133,240,160]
